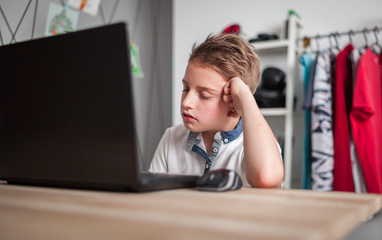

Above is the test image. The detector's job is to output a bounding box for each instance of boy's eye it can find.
[200,92,213,99]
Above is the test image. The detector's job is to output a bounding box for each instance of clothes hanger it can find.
[334,32,341,51]
[314,35,321,53]
[328,33,335,55]
[347,30,355,64]
[348,30,354,44]
[371,26,382,54]
[358,28,369,55]
[298,37,312,64]
[328,33,340,55]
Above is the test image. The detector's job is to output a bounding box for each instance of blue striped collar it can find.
[187,118,242,149]
[221,118,242,144]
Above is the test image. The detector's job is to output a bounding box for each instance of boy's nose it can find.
[181,91,195,109]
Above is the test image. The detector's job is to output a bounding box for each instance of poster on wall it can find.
[45,2,79,36]
[68,0,101,16]
[130,41,144,78]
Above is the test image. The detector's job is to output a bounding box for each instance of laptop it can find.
[0,23,198,192]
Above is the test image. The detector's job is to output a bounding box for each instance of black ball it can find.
[260,67,286,90]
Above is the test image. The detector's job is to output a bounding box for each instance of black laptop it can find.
[0,23,198,192]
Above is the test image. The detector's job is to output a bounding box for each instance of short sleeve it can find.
[148,128,170,173]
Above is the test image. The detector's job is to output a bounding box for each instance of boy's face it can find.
[181,61,231,133]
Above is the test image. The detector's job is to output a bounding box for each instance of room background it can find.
[1,0,381,188]
[173,0,382,188]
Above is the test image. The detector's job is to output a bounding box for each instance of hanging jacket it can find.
[310,50,334,191]
[300,53,315,189]
[333,44,355,192]
[350,48,382,194]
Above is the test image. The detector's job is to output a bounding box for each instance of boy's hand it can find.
[223,77,253,117]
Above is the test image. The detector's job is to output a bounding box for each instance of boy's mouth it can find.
[182,112,197,121]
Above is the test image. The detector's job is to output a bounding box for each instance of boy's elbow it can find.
[247,167,284,188]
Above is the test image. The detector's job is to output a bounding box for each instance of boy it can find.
[149,34,284,188]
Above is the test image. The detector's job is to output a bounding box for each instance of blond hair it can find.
[188,34,261,93]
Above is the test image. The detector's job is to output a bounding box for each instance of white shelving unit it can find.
[253,15,303,189]
[254,39,289,50]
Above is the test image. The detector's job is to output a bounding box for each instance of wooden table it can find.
[0,182,381,240]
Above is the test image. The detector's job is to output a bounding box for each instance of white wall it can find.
[173,0,382,187]
[173,0,382,124]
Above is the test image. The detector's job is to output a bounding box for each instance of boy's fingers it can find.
[223,94,232,103]
[223,82,231,94]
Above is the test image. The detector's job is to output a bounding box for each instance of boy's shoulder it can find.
[164,124,189,139]
[167,124,185,131]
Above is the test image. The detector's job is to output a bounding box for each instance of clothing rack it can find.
[299,24,382,193]
[301,26,382,50]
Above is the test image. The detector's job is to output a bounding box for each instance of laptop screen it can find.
[0,23,141,188]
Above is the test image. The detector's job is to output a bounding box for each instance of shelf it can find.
[260,108,287,116]
[252,39,289,50]
[253,15,302,189]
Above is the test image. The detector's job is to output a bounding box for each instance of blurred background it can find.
[1,0,381,188]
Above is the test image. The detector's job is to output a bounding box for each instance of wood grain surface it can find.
[0,182,381,240]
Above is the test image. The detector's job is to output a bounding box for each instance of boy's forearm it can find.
[240,90,284,188]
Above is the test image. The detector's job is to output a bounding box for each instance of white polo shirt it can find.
[149,119,253,186]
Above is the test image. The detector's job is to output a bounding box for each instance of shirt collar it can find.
[221,118,242,144]
[187,118,242,149]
